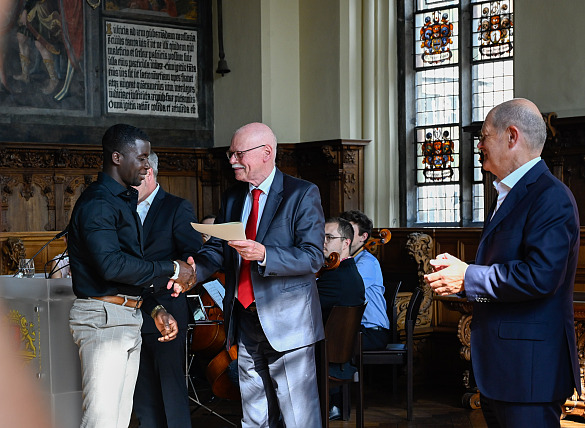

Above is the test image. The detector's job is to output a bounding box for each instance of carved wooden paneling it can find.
[542,115,585,226]
[0,232,67,276]
[0,140,369,277]
[209,139,370,219]
[381,227,585,337]
[292,140,368,218]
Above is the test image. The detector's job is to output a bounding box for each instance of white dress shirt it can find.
[491,157,540,219]
[240,167,276,267]
[137,184,160,224]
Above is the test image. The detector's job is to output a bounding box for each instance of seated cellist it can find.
[340,210,391,351]
[317,217,365,420]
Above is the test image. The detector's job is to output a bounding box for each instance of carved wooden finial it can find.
[405,232,433,277]
[405,232,434,328]
[2,237,26,274]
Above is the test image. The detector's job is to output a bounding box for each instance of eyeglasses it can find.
[226,144,266,161]
[324,235,348,243]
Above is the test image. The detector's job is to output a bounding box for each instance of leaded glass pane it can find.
[416,125,460,183]
[415,66,460,126]
[417,0,458,12]
[417,184,460,223]
[415,8,459,69]
[471,60,514,121]
[472,183,484,222]
[472,0,514,61]
[472,136,484,221]
[473,146,483,181]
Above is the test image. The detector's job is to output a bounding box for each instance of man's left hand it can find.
[153,308,179,342]
[424,253,468,296]
[228,239,265,262]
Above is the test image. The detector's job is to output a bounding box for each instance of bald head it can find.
[488,98,547,154]
[233,123,277,157]
[479,98,547,180]
[228,123,277,186]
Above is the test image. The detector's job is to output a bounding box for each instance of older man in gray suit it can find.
[171,122,325,427]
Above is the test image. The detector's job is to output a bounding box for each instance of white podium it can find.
[0,276,82,428]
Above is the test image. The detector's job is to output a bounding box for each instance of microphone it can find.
[54,227,69,240]
[13,226,69,278]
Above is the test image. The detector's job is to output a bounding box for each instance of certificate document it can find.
[191,222,246,241]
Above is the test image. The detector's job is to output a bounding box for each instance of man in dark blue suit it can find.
[170,123,325,428]
[425,98,581,427]
[132,152,202,428]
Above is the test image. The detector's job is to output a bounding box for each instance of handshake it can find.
[167,256,197,297]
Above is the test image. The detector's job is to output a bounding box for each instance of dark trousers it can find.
[361,325,390,351]
[480,394,563,428]
[133,329,191,428]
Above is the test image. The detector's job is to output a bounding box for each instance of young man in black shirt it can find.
[68,124,195,428]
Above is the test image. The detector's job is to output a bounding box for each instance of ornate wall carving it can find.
[542,114,585,226]
[0,139,370,275]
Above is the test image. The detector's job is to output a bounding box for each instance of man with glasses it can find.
[318,217,365,327]
[174,122,325,428]
[317,217,365,420]
[340,210,390,351]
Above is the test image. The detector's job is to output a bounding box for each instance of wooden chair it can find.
[387,280,403,344]
[361,287,424,421]
[319,303,367,428]
[380,280,403,395]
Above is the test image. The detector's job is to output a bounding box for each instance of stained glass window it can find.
[415,125,460,222]
[470,0,514,219]
[472,1,514,61]
[414,8,459,69]
[417,0,458,9]
[416,126,460,182]
[405,0,514,226]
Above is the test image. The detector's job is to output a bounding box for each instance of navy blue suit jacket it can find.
[464,160,580,402]
[194,168,326,352]
[140,187,202,334]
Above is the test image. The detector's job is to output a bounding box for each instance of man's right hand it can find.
[167,259,196,297]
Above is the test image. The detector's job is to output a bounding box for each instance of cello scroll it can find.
[316,251,341,278]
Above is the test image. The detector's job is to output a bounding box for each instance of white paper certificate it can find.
[191,222,246,241]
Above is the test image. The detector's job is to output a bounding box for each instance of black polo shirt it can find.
[68,172,174,298]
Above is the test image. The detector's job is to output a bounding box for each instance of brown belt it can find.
[90,295,142,309]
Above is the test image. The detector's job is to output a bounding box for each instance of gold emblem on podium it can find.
[7,310,37,362]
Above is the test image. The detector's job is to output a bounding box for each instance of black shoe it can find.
[329,405,342,421]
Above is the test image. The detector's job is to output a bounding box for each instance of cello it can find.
[316,251,341,278]
[354,228,391,256]
[189,271,240,401]
[317,229,391,277]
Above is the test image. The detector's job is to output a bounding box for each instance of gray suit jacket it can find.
[194,168,325,352]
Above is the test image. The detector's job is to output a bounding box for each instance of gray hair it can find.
[148,152,159,177]
[491,100,547,152]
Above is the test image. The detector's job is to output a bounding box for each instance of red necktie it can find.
[238,188,262,308]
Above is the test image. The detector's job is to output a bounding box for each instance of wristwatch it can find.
[151,305,165,319]
[171,261,180,280]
